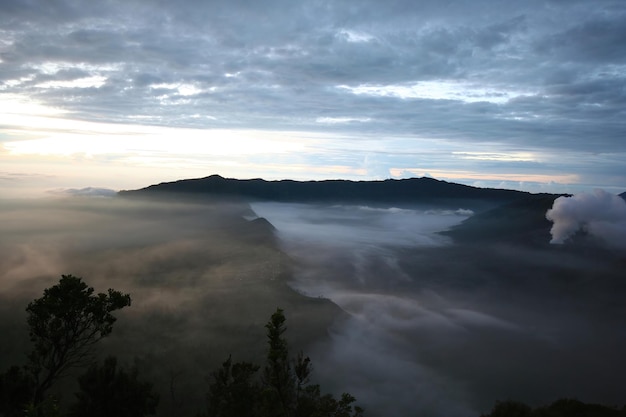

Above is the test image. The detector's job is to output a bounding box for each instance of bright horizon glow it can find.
[4,126,312,158]
[1,94,314,159]
[390,168,580,186]
[0,93,606,197]
[1,0,624,198]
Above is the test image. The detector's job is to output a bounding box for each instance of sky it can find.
[1,0,625,196]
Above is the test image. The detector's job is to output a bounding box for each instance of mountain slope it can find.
[441,193,561,245]
[119,175,531,209]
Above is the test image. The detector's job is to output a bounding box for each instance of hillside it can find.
[441,193,561,245]
[119,175,531,210]
[444,191,626,246]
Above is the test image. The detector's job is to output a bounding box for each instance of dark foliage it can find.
[481,398,626,417]
[260,308,295,417]
[205,356,260,417]
[203,308,363,417]
[25,275,131,406]
[481,400,533,417]
[69,356,159,417]
[0,366,35,417]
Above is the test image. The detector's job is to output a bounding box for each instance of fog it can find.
[1,196,624,417]
[252,202,626,417]
[0,196,339,416]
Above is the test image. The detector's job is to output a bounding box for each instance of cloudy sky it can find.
[1,0,625,196]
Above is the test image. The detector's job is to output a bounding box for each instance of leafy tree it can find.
[205,355,260,417]
[261,308,296,417]
[25,274,131,406]
[204,308,363,417]
[69,356,159,417]
[261,309,363,417]
[480,400,532,417]
[0,365,35,417]
[23,396,62,417]
[294,350,312,402]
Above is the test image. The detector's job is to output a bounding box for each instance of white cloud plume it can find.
[546,189,626,248]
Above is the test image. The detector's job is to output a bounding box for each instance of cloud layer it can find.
[0,0,625,193]
[1,195,625,416]
[253,201,626,416]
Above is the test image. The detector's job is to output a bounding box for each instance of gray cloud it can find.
[1,0,625,191]
[538,15,626,62]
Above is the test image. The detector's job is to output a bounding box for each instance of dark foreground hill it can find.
[119,175,532,210]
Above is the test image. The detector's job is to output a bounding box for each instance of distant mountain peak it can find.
[119,175,539,210]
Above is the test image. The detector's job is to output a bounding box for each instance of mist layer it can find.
[253,202,626,417]
[0,196,340,416]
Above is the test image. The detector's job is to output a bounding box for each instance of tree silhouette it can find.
[480,400,532,417]
[69,356,158,417]
[204,308,363,417]
[206,355,260,417]
[25,274,131,406]
[261,308,295,417]
[481,398,626,417]
[0,366,35,417]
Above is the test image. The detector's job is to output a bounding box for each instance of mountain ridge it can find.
[119,174,537,210]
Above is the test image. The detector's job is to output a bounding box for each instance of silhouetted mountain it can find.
[442,193,562,246]
[446,190,626,247]
[119,175,531,210]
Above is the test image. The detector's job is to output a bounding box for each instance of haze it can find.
[0,195,340,416]
[253,201,626,416]
[2,193,624,417]
[2,0,625,414]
